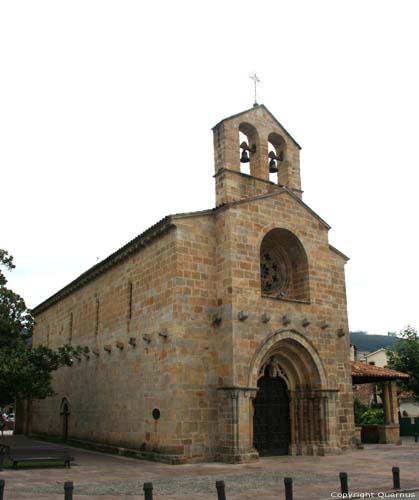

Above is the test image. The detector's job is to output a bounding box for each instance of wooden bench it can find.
[7,446,73,469]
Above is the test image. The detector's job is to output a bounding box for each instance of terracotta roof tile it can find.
[351,360,409,384]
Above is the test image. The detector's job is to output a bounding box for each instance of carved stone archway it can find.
[249,331,339,456]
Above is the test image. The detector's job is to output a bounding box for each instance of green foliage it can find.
[353,398,369,425]
[360,408,384,425]
[0,250,33,347]
[387,326,419,403]
[0,343,88,405]
[0,249,87,406]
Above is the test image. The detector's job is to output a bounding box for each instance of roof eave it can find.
[32,216,176,316]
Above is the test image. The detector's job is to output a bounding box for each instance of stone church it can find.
[31,104,355,463]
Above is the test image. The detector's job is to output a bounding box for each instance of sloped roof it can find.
[212,104,302,150]
[216,186,331,229]
[32,216,176,315]
[32,188,345,316]
[351,360,409,384]
[363,347,387,358]
[329,245,349,261]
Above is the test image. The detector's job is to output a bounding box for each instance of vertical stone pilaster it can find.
[216,387,259,463]
[250,137,268,181]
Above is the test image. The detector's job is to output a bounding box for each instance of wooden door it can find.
[253,375,290,455]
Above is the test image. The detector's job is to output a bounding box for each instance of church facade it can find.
[31,105,355,463]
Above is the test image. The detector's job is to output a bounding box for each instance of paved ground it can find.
[1,434,418,499]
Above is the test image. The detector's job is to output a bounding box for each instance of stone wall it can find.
[31,105,355,463]
[31,228,194,462]
[209,190,354,455]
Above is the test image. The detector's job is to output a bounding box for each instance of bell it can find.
[269,158,278,173]
[240,150,250,163]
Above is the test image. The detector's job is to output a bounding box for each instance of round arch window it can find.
[260,228,310,302]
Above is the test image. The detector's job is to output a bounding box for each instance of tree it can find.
[0,342,86,406]
[387,326,419,403]
[0,250,85,410]
[0,250,33,348]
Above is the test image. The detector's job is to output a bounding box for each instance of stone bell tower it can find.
[211,103,355,462]
[212,104,302,206]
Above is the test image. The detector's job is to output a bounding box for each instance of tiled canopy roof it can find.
[351,360,409,384]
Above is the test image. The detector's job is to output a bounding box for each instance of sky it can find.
[1,1,418,335]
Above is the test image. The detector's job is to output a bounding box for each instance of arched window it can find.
[239,122,259,176]
[268,132,286,184]
[260,228,309,302]
[60,398,70,442]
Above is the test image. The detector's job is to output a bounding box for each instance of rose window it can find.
[260,250,289,296]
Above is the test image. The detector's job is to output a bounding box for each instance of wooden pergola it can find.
[351,361,409,444]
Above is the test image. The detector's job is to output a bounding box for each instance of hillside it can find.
[349,332,396,353]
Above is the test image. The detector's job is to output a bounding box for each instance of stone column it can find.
[383,381,392,424]
[216,387,259,463]
[316,389,340,455]
[388,381,399,423]
[319,395,327,443]
[378,381,401,444]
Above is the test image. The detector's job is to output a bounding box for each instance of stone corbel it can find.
[213,314,222,326]
[261,313,271,323]
[282,314,291,326]
[238,311,248,321]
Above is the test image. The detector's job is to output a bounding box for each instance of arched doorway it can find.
[60,398,70,442]
[253,367,290,455]
[249,332,337,456]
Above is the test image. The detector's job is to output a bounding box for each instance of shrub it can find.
[354,398,369,425]
[360,408,384,425]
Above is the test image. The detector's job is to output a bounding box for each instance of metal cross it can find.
[250,73,261,106]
